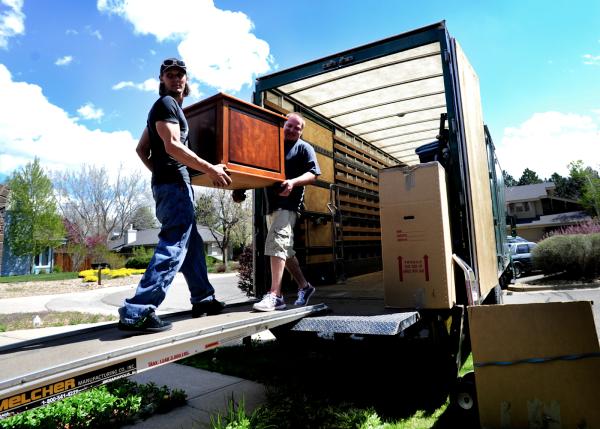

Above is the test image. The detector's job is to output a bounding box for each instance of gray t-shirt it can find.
[267,138,321,213]
[147,96,190,185]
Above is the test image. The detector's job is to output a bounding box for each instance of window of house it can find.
[523,202,530,211]
[34,247,52,268]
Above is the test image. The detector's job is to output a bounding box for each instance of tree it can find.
[569,161,600,218]
[53,164,150,239]
[517,168,542,186]
[6,158,65,273]
[130,206,157,230]
[194,188,251,270]
[503,170,517,187]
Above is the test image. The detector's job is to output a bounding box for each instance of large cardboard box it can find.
[379,162,455,309]
[469,302,600,429]
[184,93,287,190]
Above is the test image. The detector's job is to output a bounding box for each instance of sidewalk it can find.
[0,272,267,429]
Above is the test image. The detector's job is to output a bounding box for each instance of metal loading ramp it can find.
[0,303,327,417]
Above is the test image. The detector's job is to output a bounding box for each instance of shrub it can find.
[206,255,219,267]
[0,379,186,429]
[125,247,153,269]
[83,275,98,283]
[237,245,254,296]
[52,265,63,273]
[546,219,600,237]
[533,233,600,279]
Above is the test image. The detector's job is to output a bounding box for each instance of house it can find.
[108,224,227,260]
[505,182,590,242]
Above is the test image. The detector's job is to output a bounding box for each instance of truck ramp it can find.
[0,303,326,418]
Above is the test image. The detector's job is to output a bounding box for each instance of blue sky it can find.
[0,0,599,183]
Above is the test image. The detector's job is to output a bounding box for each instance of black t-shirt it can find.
[267,138,321,213]
[147,96,190,185]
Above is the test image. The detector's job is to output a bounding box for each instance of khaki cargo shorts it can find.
[265,209,297,260]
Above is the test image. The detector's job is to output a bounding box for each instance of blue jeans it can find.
[119,182,215,323]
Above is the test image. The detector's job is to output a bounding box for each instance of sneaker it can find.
[253,293,286,312]
[192,296,225,318]
[118,311,172,333]
[294,284,315,306]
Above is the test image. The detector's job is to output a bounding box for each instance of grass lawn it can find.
[0,272,79,283]
[0,311,117,332]
[182,336,477,429]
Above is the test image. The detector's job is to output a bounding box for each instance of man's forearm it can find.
[165,139,215,174]
[291,172,317,187]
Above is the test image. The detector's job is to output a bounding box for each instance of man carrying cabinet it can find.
[118,58,231,333]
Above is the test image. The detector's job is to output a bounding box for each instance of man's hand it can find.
[278,179,294,197]
[232,189,247,203]
[208,164,232,187]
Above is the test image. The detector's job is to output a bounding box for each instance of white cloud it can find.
[582,53,600,65]
[85,25,102,40]
[97,0,274,92]
[112,77,158,92]
[0,0,25,49]
[55,55,73,66]
[0,63,142,179]
[77,102,104,121]
[66,29,78,35]
[497,111,600,179]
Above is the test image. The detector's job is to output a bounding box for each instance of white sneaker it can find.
[253,293,286,312]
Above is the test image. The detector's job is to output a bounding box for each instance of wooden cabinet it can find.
[184,93,287,190]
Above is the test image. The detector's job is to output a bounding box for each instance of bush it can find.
[545,219,600,237]
[125,247,153,269]
[206,255,219,267]
[237,245,254,296]
[52,265,63,273]
[0,379,186,429]
[533,233,600,279]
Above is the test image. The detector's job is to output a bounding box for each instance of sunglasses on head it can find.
[162,59,186,68]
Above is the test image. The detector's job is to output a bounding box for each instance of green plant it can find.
[0,379,186,429]
[237,245,253,296]
[533,233,600,278]
[125,246,153,269]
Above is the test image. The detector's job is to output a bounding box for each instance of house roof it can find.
[516,211,591,229]
[108,224,223,251]
[505,182,554,203]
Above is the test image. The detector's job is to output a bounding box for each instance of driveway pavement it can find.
[0,272,250,316]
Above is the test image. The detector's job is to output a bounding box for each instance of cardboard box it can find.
[469,302,600,429]
[379,162,455,309]
[184,93,287,190]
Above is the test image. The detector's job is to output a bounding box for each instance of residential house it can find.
[108,224,227,260]
[505,182,590,242]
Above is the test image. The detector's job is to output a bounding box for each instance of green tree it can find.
[569,161,600,217]
[131,206,157,230]
[503,170,517,187]
[517,168,543,186]
[6,158,65,273]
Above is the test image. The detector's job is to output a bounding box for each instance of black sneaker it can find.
[192,297,225,318]
[118,311,172,333]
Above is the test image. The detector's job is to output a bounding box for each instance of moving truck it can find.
[251,20,511,413]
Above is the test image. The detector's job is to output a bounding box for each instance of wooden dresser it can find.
[184,93,287,190]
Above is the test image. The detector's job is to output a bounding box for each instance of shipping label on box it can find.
[380,162,455,309]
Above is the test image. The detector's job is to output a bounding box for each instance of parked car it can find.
[506,235,528,244]
[509,241,538,278]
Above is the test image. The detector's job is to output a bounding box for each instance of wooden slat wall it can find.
[262,91,402,278]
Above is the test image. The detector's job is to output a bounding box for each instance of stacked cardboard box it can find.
[379,162,455,309]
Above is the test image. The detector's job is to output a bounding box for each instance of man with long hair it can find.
[118,58,231,333]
